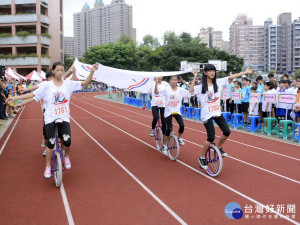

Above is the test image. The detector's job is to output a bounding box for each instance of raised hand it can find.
[92,64,98,72]
[193,69,197,78]
[245,67,253,74]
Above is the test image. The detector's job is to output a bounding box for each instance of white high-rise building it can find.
[64,37,75,58]
[199,27,229,52]
[73,0,136,58]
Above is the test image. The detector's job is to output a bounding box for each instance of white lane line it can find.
[0,106,25,156]
[91,96,300,146]
[60,183,75,225]
[39,101,75,225]
[80,97,300,160]
[71,116,187,225]
[71,102,300,225]
[71,100,300,185]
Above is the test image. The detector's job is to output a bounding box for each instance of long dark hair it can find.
[201,64,218,94]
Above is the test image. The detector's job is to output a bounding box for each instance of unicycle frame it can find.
[155,114,163,151]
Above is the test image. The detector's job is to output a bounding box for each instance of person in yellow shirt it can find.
[7,89,14,118]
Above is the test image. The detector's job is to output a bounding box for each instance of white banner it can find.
[73,58,192,93]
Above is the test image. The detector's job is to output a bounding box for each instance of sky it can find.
[63,0,300,43]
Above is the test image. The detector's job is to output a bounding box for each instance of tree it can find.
[83,32,244,75]
[295,69,300,77]
[142,34,160,49]
[64,54,74,70]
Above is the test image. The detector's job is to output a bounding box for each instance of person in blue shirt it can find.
[6,80,14,97]
[241,77,251,125]
[226,79,235,114]
[256,76,264,123]
[232,81,243,113]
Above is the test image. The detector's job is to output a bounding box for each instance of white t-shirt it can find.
[37,81,48,110]
[194,77,228,122]
[160,86,191,118]
[149,81,169,107]
[262,90,272,112]
[249,101,259,116]
[33,80,82,124]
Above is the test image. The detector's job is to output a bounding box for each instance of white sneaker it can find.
[41,139,45,148]
[178,138,185,146]
[43,149,47,157]
[44,166,51,179]
[64,156,71,169]
[162,145,168,154]
[149,129,155,137]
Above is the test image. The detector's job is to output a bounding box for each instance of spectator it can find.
[268,73,278,90]
[262,82,272,127]
[140,92,148,110]
[0,81,8,120]
[226,79,235,114]
[276,80,287,132]
[7,89,14,118]
[249,87,259,117]
[256,76,264,123]
[241,77,251,125]
[232,81,242,113]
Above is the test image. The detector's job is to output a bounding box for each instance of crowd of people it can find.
[125,73,300,135]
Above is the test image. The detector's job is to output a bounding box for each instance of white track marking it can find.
[71,102,300,225]
[71,100,300,185]
[91,96,300,146]
[0,106,25,156]
[60,183,75,225]
[76,97,300,160]
[71,117,187,225]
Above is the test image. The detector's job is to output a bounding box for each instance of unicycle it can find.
[205,143,223,177]
[51,119,65,187]
[154,116,180,160]
[166,132,180,161]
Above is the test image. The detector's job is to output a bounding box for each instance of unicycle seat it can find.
[55,119,63,124]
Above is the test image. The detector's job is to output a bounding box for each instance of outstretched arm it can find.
[189,70,198,93]
[6,92,35,105]
[81,64,98,86]
[63,63,75,80]
[14,97,35,109]
[20,84,39,93]
[228,68,253,81]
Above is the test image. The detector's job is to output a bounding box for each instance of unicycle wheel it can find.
[167,133,180,161]
[54,151,63,187]
[205,145,223,177]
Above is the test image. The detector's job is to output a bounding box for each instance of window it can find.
[60,34,63,49]
[60,0,63,14]
[60,17,63,32]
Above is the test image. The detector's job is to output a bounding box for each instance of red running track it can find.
[0,92,299,225]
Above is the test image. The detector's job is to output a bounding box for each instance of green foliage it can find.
[0,33,12,37]
[64,54,75,70]
[295,69,300,77]
[16,31,37,37]
[0,53,38,59]
[83,32,244,75]
[41,33,52,38]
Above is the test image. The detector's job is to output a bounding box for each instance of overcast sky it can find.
[63,0,300,43]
